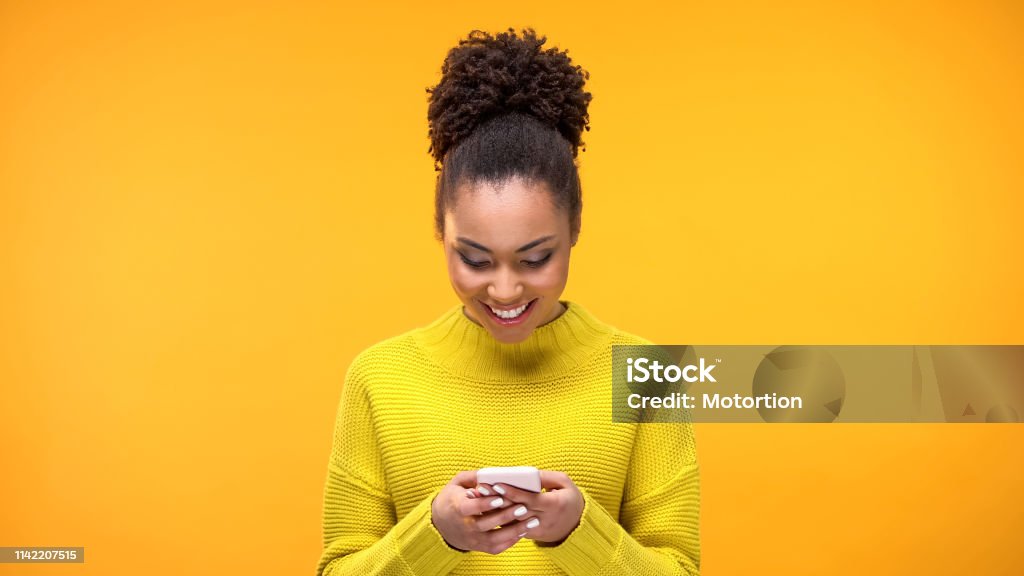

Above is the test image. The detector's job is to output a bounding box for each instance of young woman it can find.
[317,28,700,576]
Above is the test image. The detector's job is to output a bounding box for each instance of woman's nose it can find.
[487,269,523,302]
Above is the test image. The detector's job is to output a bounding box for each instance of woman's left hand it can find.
[469,470,584,544]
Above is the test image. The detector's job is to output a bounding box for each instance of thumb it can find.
[451,470,478,488]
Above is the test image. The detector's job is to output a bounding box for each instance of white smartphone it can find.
[477,466,542,493]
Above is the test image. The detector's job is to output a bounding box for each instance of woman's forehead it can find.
[445,182,567,248]
[451,177,562,217]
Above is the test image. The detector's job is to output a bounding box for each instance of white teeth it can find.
[489,301,529,319]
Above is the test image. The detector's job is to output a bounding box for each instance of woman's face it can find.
[444,177,576,344]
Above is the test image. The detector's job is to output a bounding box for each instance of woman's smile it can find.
[480,298,538,325]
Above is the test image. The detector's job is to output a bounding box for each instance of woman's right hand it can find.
[430,470,528,554]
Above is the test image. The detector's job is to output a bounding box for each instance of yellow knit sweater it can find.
[317,301,700,575]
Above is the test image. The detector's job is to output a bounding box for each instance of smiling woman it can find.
[445,177,571,343]
[317,27,700,576]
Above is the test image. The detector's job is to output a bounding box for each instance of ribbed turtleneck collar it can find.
[412,300,615,382]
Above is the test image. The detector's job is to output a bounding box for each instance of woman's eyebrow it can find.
[456,235,555,253]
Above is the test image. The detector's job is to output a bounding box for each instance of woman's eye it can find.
[523,253,552,268]
[459,254,489,269]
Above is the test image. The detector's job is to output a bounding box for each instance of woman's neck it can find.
[415,300,614,382]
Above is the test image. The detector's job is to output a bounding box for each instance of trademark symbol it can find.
[716,358,722,363]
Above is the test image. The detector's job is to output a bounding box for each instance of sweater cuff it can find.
[537,486,622,574]
[393,491,467,576]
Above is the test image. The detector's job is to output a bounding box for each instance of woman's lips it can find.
[481,298,537,326]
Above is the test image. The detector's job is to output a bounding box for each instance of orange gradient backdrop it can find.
[1,1,1022,574]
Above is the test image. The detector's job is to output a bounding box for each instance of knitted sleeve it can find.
[538,378,701,574]
[315,353,467,576]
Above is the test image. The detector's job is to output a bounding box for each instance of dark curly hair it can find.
[426,28,592,242]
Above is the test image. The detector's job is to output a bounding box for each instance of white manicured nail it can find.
[518,532,527,538]
[526,518,540,529]
[478,486,491,496]
[490,497,504,508]
[514,506,527,517]
[466,490,475,498]
[493,484,506,495]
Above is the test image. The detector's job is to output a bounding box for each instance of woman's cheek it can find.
[449,265,485,297]
[536,258,570,293]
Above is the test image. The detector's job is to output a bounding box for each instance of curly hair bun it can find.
[426,28,592,165]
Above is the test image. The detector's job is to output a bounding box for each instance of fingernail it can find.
[518,532,527,538]
[465,490,475,498]
[514,506,528,517]
[493,484,506,495]
[490,497,504,508]
[526,518,540,529]
[478,486,491,496]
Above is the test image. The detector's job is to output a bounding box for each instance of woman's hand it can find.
[468,470,584,545]
[430,470,529,554]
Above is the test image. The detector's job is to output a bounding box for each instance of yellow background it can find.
[2,1,1022,574]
